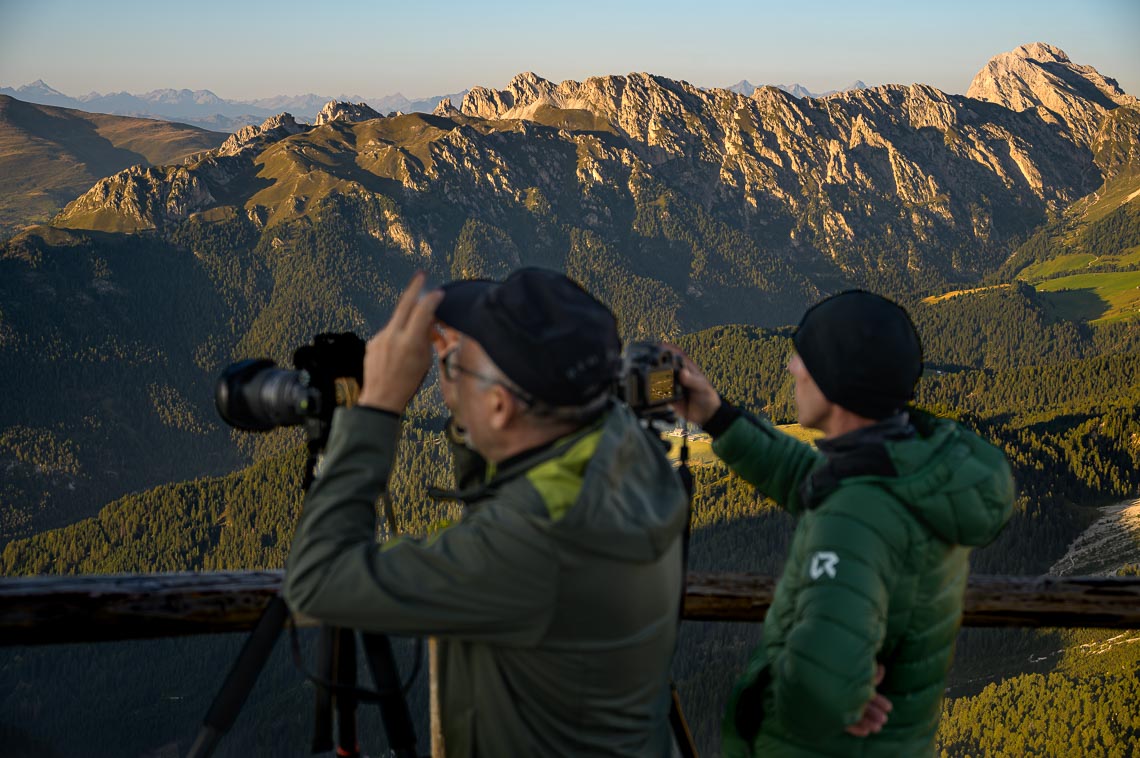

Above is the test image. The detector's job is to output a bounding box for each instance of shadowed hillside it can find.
[0,95,226,237]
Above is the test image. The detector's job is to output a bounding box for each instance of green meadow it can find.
[1036,268,1140,323]
[1019,246,1140,282]
[665,422,821,465]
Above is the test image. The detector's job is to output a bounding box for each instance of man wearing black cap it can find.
[672,290,1014,757]
[284,269,689,757]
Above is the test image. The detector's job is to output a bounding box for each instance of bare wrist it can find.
[357,389,406,414]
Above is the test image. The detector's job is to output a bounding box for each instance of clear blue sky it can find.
[1,0,1137,101]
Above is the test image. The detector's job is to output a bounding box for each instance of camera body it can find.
[215,333,365,434]
[615,342,684,417]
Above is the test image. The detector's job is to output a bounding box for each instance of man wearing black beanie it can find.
[673,290,1014,758]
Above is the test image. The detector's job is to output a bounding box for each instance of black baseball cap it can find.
[435,268,621,408]
[793,290,923,419]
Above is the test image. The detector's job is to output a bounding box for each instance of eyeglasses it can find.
[440,349,534,405]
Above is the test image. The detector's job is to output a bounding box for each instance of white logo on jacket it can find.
[809,551,839,580]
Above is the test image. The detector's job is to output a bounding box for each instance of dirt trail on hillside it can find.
[920,284,1012,304]
[1049,498,1140,576]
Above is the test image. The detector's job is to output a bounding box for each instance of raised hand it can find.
[358,272,445,413]
[664,343,722,427]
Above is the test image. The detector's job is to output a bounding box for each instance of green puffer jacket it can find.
[284,402,689,757]
[715,409,1014,757]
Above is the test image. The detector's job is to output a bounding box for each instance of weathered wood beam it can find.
[2,570,1139,647]
[0,571,295,646]
[679,572,1140,628]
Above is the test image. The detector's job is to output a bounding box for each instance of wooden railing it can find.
[1,571,1139,646]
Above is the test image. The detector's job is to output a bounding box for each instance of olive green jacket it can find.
[284,402,689,757]
[716,410,1014,757]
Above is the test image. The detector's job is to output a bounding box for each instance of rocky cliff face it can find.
[967,42,1138,147]
[49,44,1138,310]
[54,164,215,231]
[456,51,1132,257]
[52,113,308,230]
[432,97,460,117]
[219,113,306,156]
[314,100,382,125]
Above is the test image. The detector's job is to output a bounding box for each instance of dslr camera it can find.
[615,342,684,419]
[215,332,365,436]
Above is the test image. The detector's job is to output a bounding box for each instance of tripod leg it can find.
[360,633,419,758]
[669,682,700,758]
[187,595,289,758]
[335,627,360,757]
[312,625,335,753]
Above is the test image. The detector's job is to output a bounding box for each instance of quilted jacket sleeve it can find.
[768,484,908,734]
[711,413,823,516]
[284,407,556,643]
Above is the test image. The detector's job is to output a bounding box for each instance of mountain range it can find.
[0,80,468,132]
[47,43,1140,302]
[725,80,868,99]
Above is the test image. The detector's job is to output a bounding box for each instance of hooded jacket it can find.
[284,402,689,757]
[713,408,1014,757]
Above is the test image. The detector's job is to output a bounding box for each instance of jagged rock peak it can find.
[967,42,1136,121]
[966,43,1139,150]
[1013,42,1070,63]
[219,113,306,156]
[461,70,706,126]
[314,100,382,125]
[56,164,214,232]
[507,71,557,95]
[461,72,558,119]
[432,97,460,117]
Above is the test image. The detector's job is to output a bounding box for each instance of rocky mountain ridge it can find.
[314,100,383,126]
[39,44,1140,315]
[967,42,1139,148]
[218,113,308,156]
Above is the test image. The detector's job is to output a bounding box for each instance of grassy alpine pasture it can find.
[665,423,820,466]
[1035,269,1140,323]
[1018,246,1140,281]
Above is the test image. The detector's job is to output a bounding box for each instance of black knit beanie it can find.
[792,290,923,420]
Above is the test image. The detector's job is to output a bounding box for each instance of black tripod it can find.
[187,438,420,758]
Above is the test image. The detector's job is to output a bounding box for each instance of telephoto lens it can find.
[215,359,322,431]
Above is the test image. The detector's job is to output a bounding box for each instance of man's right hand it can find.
[358,272,444,414]
[665,345,721,427]
[845,664,893,737]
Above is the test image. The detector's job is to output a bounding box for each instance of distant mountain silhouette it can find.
[0,82,468,131]
[724,79,867,98]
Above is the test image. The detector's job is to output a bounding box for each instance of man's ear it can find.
[487,385,517,432]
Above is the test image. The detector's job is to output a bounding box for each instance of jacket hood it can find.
[529,403,690,562]
[879,411,1014,547]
